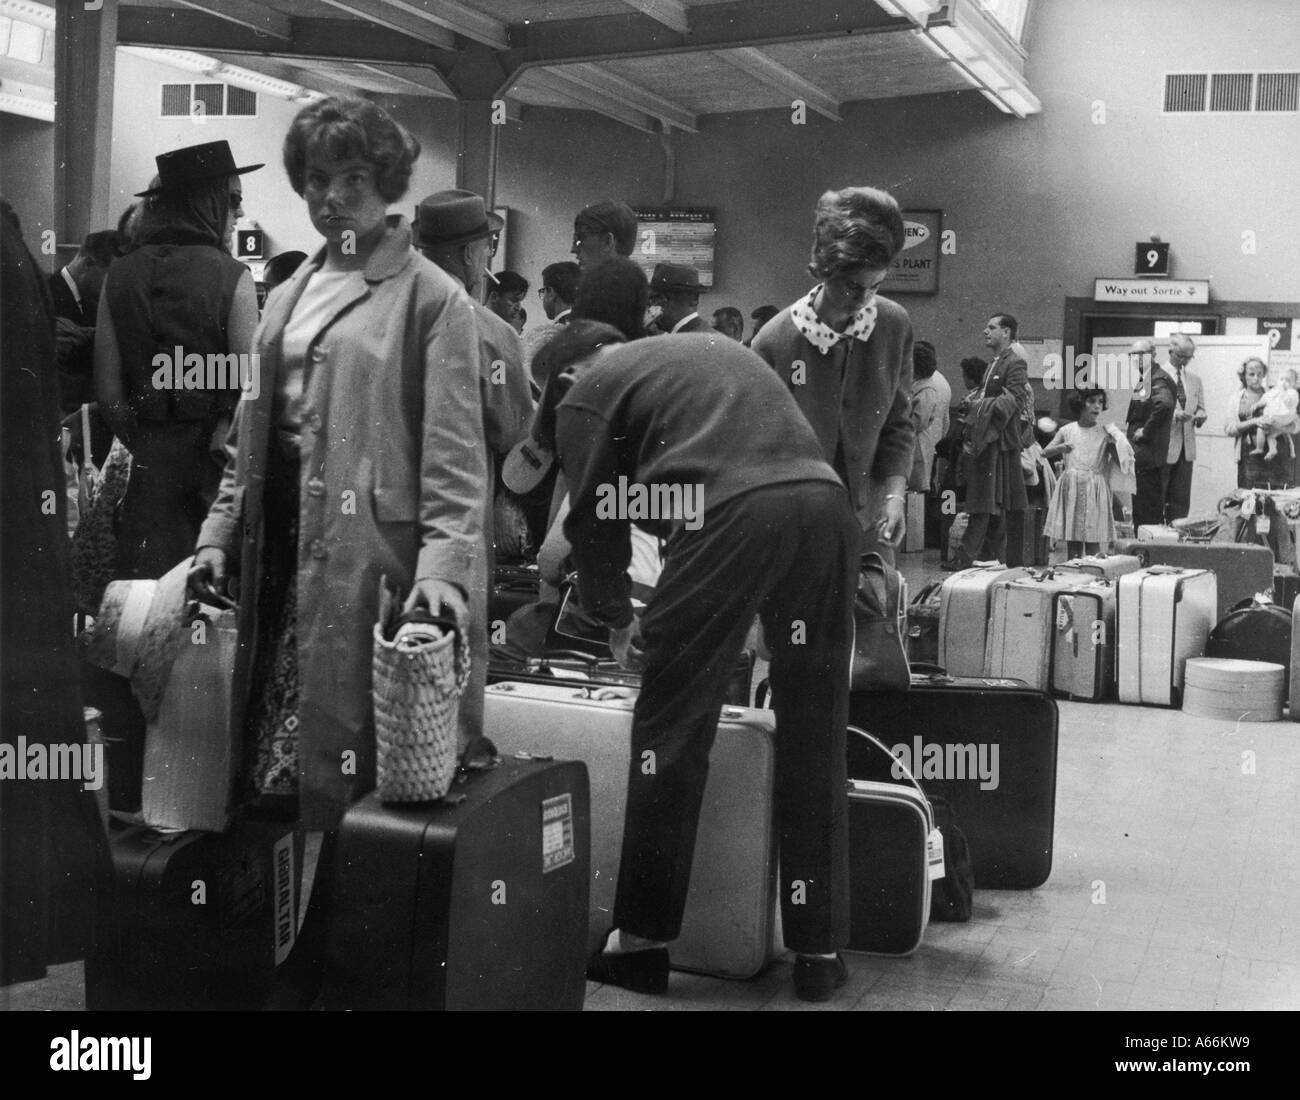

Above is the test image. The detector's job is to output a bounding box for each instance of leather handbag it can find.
[850,552,910,692]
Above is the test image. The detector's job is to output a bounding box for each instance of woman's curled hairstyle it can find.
[808,186,906,280]
[283,97,420,203]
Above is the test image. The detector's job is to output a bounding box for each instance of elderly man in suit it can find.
[1161,333,1206,522]
[1124,337,1177,529]
[944,312,1032,569]
[647,263,711,334]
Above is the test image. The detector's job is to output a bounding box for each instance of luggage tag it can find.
[927,827,946,881]
[1258,514,1271,534]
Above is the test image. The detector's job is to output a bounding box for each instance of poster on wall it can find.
[632,208,716,289]
[881,209,941,295]
[1258,318,1293,351]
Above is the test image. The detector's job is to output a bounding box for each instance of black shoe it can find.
[793,953,848,1002]
[586,930,670,995]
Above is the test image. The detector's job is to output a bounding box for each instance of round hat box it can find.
[1182,658,1285,722]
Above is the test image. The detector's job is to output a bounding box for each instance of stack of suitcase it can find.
[1113,538,1272,621]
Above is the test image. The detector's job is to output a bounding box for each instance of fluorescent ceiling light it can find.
[945,59,982,89]
[6,16,41,63]
[120,45,325,102]
[998,83,1041,117]
[928,25,977,62]
[912,28,949,58]
[877,0,942,24]
[968,59,1010,90]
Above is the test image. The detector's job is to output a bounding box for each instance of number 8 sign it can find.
[235,228,264,260]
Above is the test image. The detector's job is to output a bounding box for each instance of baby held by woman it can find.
[1250,368,1300,460]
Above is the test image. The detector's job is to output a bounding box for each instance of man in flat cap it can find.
[648,263,710,335]
[571,199,638,273]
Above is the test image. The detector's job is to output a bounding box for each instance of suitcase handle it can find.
[847,725,927,801]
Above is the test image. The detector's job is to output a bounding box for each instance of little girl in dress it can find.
[1043,388,1128,557]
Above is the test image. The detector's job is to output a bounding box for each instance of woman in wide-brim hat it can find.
[94,139,262,580]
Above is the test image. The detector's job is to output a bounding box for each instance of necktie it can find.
[1175,366,1186,406]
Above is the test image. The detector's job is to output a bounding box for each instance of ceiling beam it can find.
[502,0,904,66]
[522,67,658,135]
[317,0,457,50]
[117,8,456,68]
[356,61,456,98]
[713,47,840,120]
[619,0,690,35]
[377,0,509,51]
[553,62,697,131]
[172,0,293,42]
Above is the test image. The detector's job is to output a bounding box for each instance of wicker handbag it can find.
[372,600,471,803]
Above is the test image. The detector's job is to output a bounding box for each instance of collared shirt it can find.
[789,285,878,355]
[670,311,701,334]
[1161,361,1186,407]
[60,266,82,309]
[554,308,572,323]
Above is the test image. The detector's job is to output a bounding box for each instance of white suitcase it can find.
[1137,524,1181,543]
[985,571,1087,690]
[483,681,778,979]
[1116,566,1217,706]
[937,565,1030,678]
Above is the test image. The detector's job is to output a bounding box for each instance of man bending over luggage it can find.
[555,326,861,1002]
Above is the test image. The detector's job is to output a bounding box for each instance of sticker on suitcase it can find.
[542,793,577,873]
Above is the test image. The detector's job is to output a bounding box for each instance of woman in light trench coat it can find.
[189,97,488,833]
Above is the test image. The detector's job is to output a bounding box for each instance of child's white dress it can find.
[1257,385,1299,433]
[1044,422,1115,544]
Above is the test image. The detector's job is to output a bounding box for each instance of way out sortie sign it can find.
[1093,278,1209,305]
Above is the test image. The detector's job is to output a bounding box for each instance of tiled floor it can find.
[6,549,1299,1012]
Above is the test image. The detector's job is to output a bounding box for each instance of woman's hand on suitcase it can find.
[609,616,646,672]
[188,548,237,610]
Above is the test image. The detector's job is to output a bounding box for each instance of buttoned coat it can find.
[961,345,1030,515]
[198,217,487,829]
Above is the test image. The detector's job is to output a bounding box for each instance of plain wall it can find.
[0,112,57,259]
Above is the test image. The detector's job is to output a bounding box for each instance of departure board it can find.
[632,207,716,289]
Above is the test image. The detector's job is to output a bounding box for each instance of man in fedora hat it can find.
[648,262,710,335]
[415,189,534,458]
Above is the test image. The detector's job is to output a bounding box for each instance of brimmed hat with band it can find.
[649,262,702,294]
[415,189,504,249]
[135,140,263,198]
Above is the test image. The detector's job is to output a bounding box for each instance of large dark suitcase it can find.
[1205,596,1292,694]
[85,820,304,1011]
[848,672,1058,889]
[317,755,591,1011]
[1113,539,1274,621]
[487,562,542,627]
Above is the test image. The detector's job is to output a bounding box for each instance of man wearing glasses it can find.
[1160,334,1205,523]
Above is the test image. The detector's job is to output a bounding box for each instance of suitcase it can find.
[487,647,756,707]
[487,562,542,627]
[483,681,778,979]
[1114,539,1272,621]
[1116,566,1218,707]
[938,565,1031,678]
[1005,505,1050,567]
[85,820,304,1011]
[845,727,937,956]
[1137,524,1181,542]
[1057,553,1142,581]
[1205,596,1292,693]
[848,672,1058,889]
[1183,657,1285,722]
[905,581,942,667]
[317,755,590,1011]
[1291,594,1300,721]
[1273,566,1300,609]
[1050,581,1117,701]
[985,570,1086,689]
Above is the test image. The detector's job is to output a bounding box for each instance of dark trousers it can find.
[613,481,858,954]
[959,510,1010,563]
[1166,452,1193,522]
[1133,464,1170,529]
